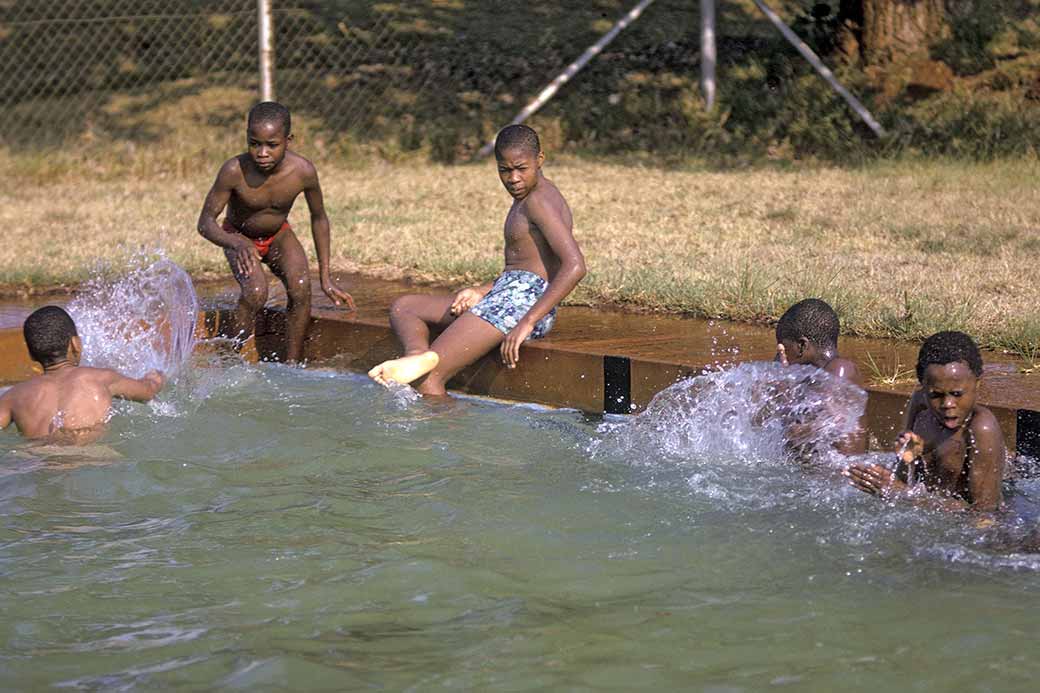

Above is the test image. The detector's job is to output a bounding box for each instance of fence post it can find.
[257,0,275,101]
[700,0,716,109]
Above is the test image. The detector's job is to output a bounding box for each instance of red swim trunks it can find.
[222,219,291,259]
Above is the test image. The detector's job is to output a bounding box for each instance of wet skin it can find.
[844,360,1006,512]
[0,336,164,445]
[370,145,586,395]
[197,119,354,363]
[775,338,867,454]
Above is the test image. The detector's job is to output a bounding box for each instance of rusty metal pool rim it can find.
[2,304,1038,458]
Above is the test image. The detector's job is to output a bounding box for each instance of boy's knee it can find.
[240,281,268,310]
[284,274,311,306]
[390,295,415,318]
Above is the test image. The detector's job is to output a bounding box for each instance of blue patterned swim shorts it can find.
[469,270,557,339]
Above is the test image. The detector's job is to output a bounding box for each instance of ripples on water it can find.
[1,265,1039,688]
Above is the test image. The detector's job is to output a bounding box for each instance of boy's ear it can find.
[536,150,545,167]
[796,337,810,356]
[69,335,83,364]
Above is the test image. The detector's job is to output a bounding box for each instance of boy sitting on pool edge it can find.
[774,298,867,455]
[0,307,165,445]
[368,124,586,395]
[844,331,1006,513]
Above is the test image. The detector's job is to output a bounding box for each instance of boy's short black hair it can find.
[775,298,840,350]
[916,330,983,381]
[494,124,540,158]
[23,306,77,366]
[248,101,291,137]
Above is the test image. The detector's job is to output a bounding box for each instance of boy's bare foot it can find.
[368,351,440,386]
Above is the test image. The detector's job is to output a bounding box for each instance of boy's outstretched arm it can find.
[500,195,586,368]
[105,370,165,403]
[197,159,261,278]
[845,414,1006,513]
[302,165,355,310]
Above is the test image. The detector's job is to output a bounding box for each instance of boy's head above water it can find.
[494,124,544,200]
[24,306,80,368]
[775,298,839,366]
[916,331,983,430]
[246,101,292,173]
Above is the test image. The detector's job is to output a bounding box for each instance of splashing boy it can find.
[774,298,867,454]
[845,331,1006,512]
[368,124,586,395]
[197,101,355,363]
[0,307,164,445]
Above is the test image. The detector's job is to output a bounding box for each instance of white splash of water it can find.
[591,362,867,469]
[67,256,199,380]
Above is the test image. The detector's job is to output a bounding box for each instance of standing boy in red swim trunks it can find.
[368,124,586,395]
[198,101,354,362]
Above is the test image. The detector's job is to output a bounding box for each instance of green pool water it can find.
[2,363,1039,691]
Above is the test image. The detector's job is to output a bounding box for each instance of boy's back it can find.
[1,367,163,444]
[1,306,164,446]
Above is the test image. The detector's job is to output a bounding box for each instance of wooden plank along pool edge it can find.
[2,308,1037,456]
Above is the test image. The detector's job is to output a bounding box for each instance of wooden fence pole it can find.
[700,0,716,109]
[257,0,275,102]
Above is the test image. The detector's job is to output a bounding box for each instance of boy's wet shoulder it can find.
[969,405,1003,436]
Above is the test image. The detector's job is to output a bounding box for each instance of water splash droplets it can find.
[68,256,198,380]
[591,362,867,469]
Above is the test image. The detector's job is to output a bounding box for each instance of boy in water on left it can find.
[198,101,354,363]
[0,307,165,445]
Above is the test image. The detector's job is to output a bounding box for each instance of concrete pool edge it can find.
[4,307,1037,457]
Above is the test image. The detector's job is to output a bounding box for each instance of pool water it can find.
[2,360,1039,691]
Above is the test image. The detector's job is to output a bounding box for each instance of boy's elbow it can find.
[573,260,587,282]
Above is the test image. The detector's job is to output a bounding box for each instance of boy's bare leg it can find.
[223,247,269,347]
[389,294,457,354]
[416,313,505,396]
[266,231,312,363]
[368,293,457,385]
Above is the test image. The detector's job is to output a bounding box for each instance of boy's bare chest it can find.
[923,426,968,487]
[233,175,300,211]
[503,204,540,246]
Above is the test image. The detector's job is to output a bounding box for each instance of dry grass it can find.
[2,143,1039,356]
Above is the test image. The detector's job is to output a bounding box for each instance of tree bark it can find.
[843,0,948,65]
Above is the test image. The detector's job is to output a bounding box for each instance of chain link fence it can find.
[0,0,442,148]
[5,1,874,160]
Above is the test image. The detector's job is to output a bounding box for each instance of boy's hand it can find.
[232,238,261,278]
[145,370,166,392]
[450,287,484,316]
[843,462,908,498]
[775,343,789,366]
[321,276,356,310]
[896,431,925,464]
[501,320,534,369]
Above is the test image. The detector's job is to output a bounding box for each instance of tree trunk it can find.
[860,0,948,64]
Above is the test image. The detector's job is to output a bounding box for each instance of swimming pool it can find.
[2,361,1039,690]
